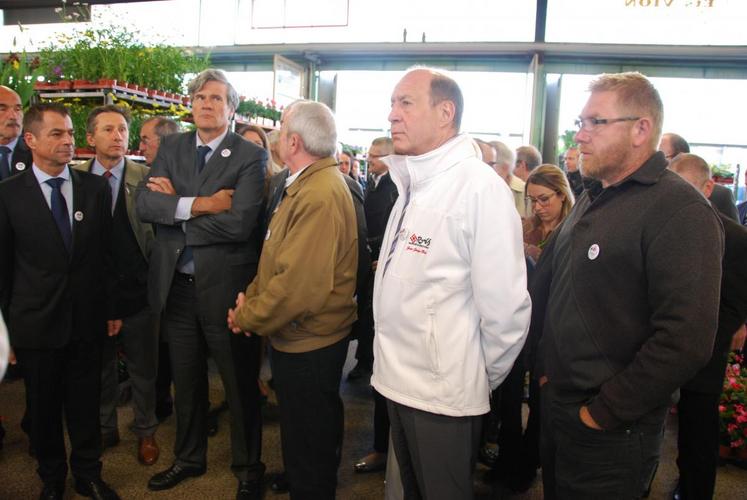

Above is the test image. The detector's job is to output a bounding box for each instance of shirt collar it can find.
[285,164,311,188]
[32,164,70,185]
[196,127,229,152]
[2,136,19,152]
[91,158,125,179]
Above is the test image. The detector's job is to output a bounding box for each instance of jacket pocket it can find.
[425,302,440,376]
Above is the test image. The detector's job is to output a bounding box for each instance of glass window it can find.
[331,69,533,151]
[546,0,747,46]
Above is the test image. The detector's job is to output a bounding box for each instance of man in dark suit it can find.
[659,132,739,221]
[0,85,33,181]
[670,154,747,500]
[0,103,122,499]
[352,137,398,474]
[75,105,159,465]
[136,69,266,499]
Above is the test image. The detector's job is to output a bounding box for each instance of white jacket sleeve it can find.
[469,178,532,390]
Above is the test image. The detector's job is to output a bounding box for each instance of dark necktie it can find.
[45,178,72,253]
[0,146,10,180]
[197,145,211,174]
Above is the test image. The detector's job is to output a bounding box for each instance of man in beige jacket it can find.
[228,100,358,500]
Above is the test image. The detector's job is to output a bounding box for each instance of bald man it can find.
[670,153,747,500]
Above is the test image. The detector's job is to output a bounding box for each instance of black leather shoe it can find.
[270,472,289,493]
[354,452,387,473]
[237,479,262,500]
[73,477,121,500]
[39,483,64,500]
[148,464,205,491]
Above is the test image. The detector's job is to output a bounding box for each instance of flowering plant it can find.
[236,97,282,122]
[1,51,44,108]
[720,352,747,450]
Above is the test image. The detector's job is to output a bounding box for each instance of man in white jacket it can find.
[371,68,531,499]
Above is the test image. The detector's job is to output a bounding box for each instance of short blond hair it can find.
[589,72,663,147]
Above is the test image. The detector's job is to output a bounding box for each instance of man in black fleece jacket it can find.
[536,72,724,499]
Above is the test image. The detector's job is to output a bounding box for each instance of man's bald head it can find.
[669,153,713,198]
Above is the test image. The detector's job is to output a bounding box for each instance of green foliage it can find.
[1,52,44,108]
[558,129,577,155]
[236,98,281,122]
[720,352,747,450]
[38,24,209,94]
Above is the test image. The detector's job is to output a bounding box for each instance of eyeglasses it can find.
[574,116,640,132]
[525,192,558,207]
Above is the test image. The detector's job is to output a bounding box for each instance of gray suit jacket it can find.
[75,158,154,260]
[709,183,738,222]
[135,130,267,325]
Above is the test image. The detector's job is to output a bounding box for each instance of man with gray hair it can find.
[514,144,542,182]
[228,100,358,499]
[490,140,527,216]
[136,69,267,498]
[372,67,530,498]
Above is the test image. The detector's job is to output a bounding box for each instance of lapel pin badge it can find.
[221,149,231,158]
[15,162,26,171]
[74,211,84,222]
[588,243,600,260]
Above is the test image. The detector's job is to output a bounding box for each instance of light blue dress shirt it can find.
[91,158,125,213]
[32,164,73,226]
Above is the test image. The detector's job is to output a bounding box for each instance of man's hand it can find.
[228,292,251,336]
[371,260,378,271]
[192,189,235,216]
[732,324,746,351]
[539,375,549,387]
[579,405,603,430]
[146,177,176,195]
[107,319,123,337]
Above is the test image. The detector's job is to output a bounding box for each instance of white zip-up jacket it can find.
[371,134,531,417]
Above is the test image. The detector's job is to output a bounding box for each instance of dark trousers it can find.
[272,338,349,500]
[155,339,173,412]
[387,399,482,500]
[16,339,103,485]
[373,389,390,453]
[100,306,159,438]
[677,389,720,500]
[163,273,263,480]
[496,359,525,468]
[540,385,664,500]
[353,273,374,369]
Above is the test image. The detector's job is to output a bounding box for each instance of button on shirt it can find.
[32,164,73,226]
[91,159,124,213]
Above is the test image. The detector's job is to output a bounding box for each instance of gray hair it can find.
[284,100,337,158]
[267,129,281,145]
[490,140,515,169]
[143,116,180,138]
[187,68,240,111]
[516,145,542,172]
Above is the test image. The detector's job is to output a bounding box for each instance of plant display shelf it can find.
[37,88,189,110]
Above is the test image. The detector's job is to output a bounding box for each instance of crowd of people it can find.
[0,65,746,500]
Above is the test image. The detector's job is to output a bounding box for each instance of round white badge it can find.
[588,243,600,260]
[221,148,231,158]
[74,211,84,222]
[15,162,26,171]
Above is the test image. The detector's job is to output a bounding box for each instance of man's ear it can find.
[631,117,653,148]
[437,100,456,129]
[23,131,36,150]
[86,133,96,148]
[703,178,715,199]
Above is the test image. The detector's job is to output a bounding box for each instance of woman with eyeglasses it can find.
[523,164,575,263]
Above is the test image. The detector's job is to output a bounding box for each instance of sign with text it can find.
[546,0,746,45]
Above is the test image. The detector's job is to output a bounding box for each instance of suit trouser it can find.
[387,399,482,500]
[353,274,374,368]
[272,338,349,500]
[16,339,103,485]
[676,389,720,500]
[100,305,159,438]
[540,384,664,500]
[163,273,263,480]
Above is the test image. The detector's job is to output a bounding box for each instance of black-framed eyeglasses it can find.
[525,192,558,207]
[574,116,640,132]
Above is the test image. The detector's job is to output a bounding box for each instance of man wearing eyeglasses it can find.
[535,72,724,499]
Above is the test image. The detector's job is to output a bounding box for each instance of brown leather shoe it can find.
[138,435,160,466]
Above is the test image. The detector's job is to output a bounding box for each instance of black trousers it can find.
[373,388,390,453]
[16,339,103,485]
[163,273,263,480]
[540,385,664,500]
[272,338,349,500]
[353,271,374,369]
[388,399,482,500]
[677,389,720,500]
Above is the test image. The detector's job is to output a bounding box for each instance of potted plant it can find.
[719,352,747,461]
[1,51,44,107]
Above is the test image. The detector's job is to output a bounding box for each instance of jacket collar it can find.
[383,133,479,195]
[285,156,338,197]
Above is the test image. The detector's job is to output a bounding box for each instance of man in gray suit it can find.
[136,69,266,499]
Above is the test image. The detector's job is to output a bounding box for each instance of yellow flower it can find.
[11,60,19,70]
